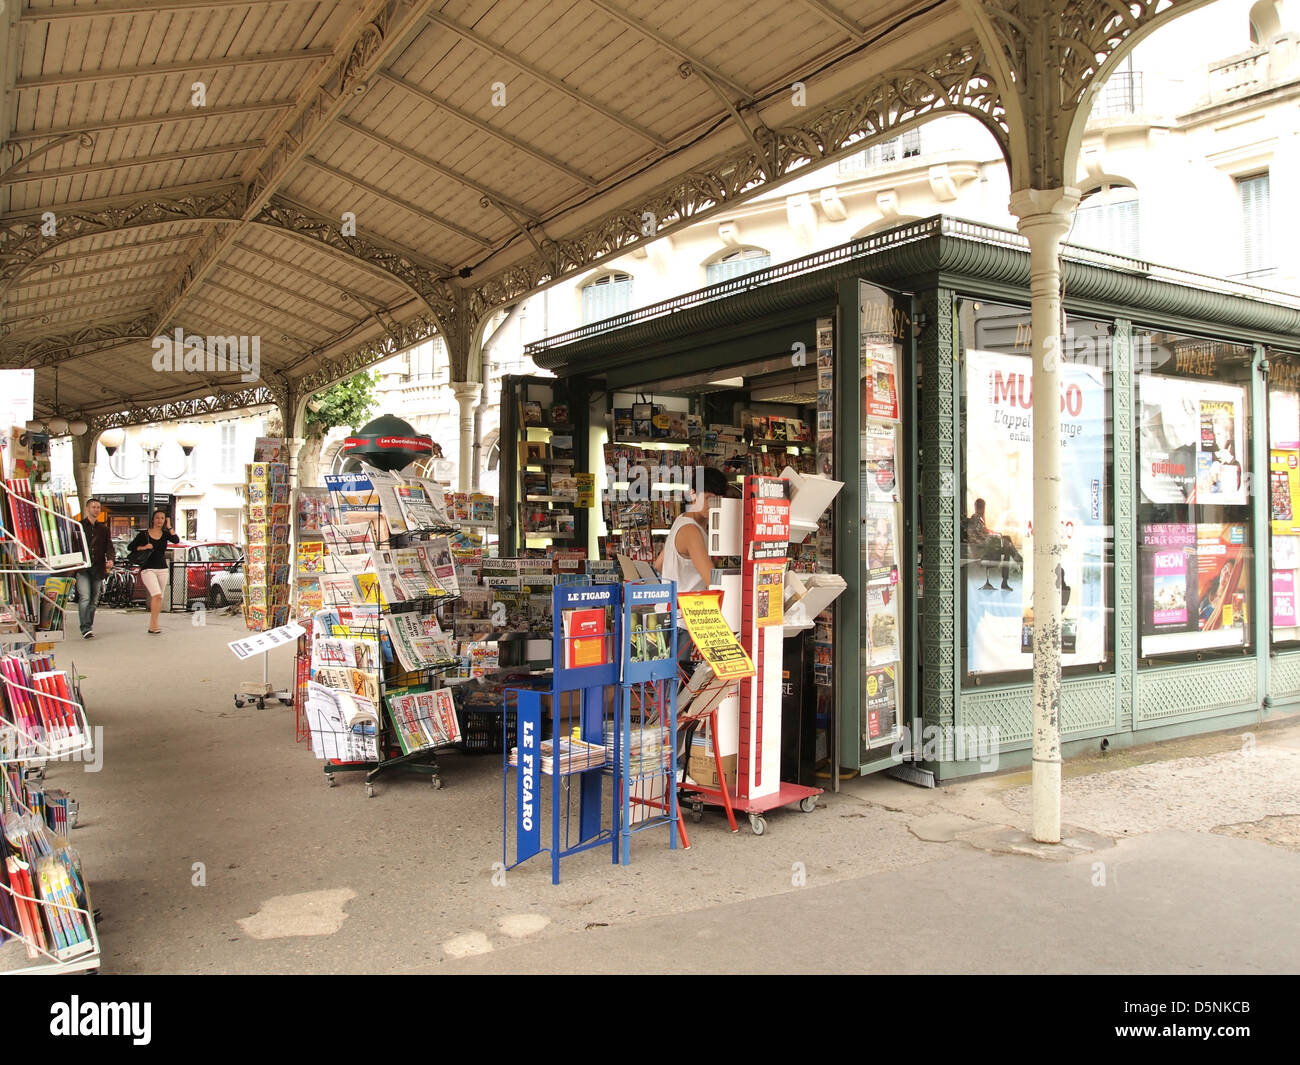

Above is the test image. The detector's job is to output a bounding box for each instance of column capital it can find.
[451,380,480,403]
[1009,186,1081,232]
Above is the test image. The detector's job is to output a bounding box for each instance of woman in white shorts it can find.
[129,509,180,634]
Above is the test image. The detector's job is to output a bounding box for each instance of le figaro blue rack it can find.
[502,581,680,884]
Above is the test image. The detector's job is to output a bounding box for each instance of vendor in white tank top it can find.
[655,467,733,604]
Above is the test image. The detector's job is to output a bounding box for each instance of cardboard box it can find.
[688,751,737,790]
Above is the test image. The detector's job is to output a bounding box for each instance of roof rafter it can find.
[20,0,306,20]
[152,0,449,336]
[425,11,668,149]
[581,0,754,101]
[6,253,187,290]
[13,49,332,90]
[225,241,380,317]
[302,156,490,253]
[333,117,539,221]
[0,140,264,186]
[373,71,598,189]
[3,100,296,146]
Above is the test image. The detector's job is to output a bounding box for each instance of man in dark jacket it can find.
[76,498,113,638]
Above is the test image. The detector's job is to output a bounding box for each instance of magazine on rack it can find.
[865,585,900,666]
[384,612,456,672]
[372,549,431,603]
[416,537,460,596]
[386,688,462,753]
[393,480,449,530]
[305,681,379,762]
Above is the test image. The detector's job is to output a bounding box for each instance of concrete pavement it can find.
[5,602,1297,974]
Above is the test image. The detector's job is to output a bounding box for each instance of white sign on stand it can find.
[228,623,305,660]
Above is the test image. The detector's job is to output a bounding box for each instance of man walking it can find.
[76,498,112,638]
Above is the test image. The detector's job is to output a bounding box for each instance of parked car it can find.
[128,540,242,609]
[209,560,244,607]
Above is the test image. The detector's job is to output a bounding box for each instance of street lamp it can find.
[101,425,196,523]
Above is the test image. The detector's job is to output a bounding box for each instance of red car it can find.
[128,540,242,609]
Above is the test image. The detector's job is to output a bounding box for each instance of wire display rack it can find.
[307,514,462,797]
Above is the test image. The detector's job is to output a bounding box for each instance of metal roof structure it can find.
[0,0,1212,432]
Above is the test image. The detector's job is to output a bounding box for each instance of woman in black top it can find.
[129,509,180,634]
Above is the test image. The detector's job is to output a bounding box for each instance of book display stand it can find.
[306,465,463,796]
[0,483,99,973]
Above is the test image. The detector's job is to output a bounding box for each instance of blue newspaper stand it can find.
[614,580,680,866]
[503,583,621,884]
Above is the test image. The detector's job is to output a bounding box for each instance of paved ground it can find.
[4,603,1298,974]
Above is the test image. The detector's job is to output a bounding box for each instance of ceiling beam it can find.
[333,118,540,221]
[0,178,242,226]
[10,232,203,277]
[20,0,307,20]
[226,241,381,317]
[14,48,333,91]
[302,156,492,252]
[792,0,866,38]
[153,0,446,335]
[196,276,338,337]
[87,386,278,429]
[0,140,264,186]
[0,313,156,369]
[373,70,597,189]
[582,0,753,101]
[182,293,313,350]
[215,251,368,323]
[6,254,186,291]
[2,292,160,329]
[3,100,296,146]
[425,11,668,149]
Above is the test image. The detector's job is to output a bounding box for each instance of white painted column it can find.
[1009,186,1079,845]
[452,381,479,492]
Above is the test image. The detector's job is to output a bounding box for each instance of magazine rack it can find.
[308,479,464,797]
[0,692,100,974]
[613,580,681,862]
[503,583,620,884]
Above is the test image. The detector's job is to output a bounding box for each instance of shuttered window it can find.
[580,273,633,324]
[219,423,237,477]
[706,247,771,284]
[1239,173,1271,274]
[1071,197,1140,257]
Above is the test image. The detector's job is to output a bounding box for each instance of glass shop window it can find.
[957,299,1115,686]
[1135,330,1254,664]
[1266,350,1300,648]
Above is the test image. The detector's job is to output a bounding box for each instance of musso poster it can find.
[963,350,1106,674]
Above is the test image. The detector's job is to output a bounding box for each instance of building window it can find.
[404,338,447,382]
[219,423,237,477]
[837,129,922,175]
[1071,190,1141,258]
[705,247,771,284]
[580,273,633,324]
[1238,173,1272,277]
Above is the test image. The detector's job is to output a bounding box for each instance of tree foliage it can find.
[304,371,377,436]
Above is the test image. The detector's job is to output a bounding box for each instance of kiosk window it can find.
[1266,350,1300,647]
[1135,331,1254,663]
[957,299,1114,685]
